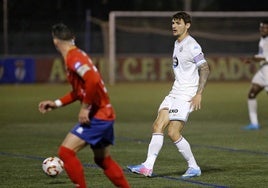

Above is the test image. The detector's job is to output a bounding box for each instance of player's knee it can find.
[152,122,165,133]
[58,146,75,161]
[94,157,105,169]
[248,84,264,99]
[167,130,181,141]
[248,91,256,99]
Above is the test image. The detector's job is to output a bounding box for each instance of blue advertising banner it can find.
[0,58,35,83]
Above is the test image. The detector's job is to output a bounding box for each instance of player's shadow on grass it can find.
[153,166,224,178]
[48,180,68,185]
[200,166,225,173]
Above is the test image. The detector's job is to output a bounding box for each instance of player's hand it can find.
[78,108,90,124]
[190,94,202,111]
[38,100,56,114]
[243,57,252,64]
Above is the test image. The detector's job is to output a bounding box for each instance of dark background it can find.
[1,0,268,55]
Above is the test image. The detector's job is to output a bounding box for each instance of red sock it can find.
[94,156,130,188]
[58,146,86,188]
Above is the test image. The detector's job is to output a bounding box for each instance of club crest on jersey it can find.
[194,45,199,50]
[74,62,82,69]
[173,57,178,68]
[179,46,183,52]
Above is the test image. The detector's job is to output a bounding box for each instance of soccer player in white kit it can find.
[127,11,210,178]
[243,20,268,130]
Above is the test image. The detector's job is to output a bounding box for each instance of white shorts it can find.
[252,65,268,91]
[158,95,193,122]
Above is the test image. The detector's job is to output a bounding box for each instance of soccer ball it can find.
[42,156,64,177]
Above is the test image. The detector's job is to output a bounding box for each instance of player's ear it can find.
[71,37,75,45]
[53,37,59,45]
[186,23,191,29]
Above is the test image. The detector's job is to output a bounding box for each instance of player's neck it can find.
[61,44,76,59]
[177,32,189,42]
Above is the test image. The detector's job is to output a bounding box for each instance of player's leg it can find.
[244,83,263,130]
[88,118,130,187]
[58,133,87,188]
[93,146,130,188]
[244,67,267,130]
[142,109,169,169]
[168,120,201,178]
[127,109,169,177]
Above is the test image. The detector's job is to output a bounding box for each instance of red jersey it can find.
[59,47,115,121]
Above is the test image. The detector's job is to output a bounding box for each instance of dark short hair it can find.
[52,23,75,41]
[172,11,192,24]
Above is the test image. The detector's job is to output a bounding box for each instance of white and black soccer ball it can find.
[42,156,64,177]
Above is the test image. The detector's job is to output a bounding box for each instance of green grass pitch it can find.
[0,82,268,187]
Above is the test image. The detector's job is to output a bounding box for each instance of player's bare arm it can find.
[78,103,90,124]
[197,62,210,94]
[190,62,210,110]
[243,56,266,64]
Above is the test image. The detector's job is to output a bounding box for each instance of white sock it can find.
[142,133,164,169]
[248,99,259,125]
[174,137,199,169]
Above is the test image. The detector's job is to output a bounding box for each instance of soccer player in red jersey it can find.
[38,23,130,188]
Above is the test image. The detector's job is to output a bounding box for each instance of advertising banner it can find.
[0,55,259,83]
[0,58,35,83]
